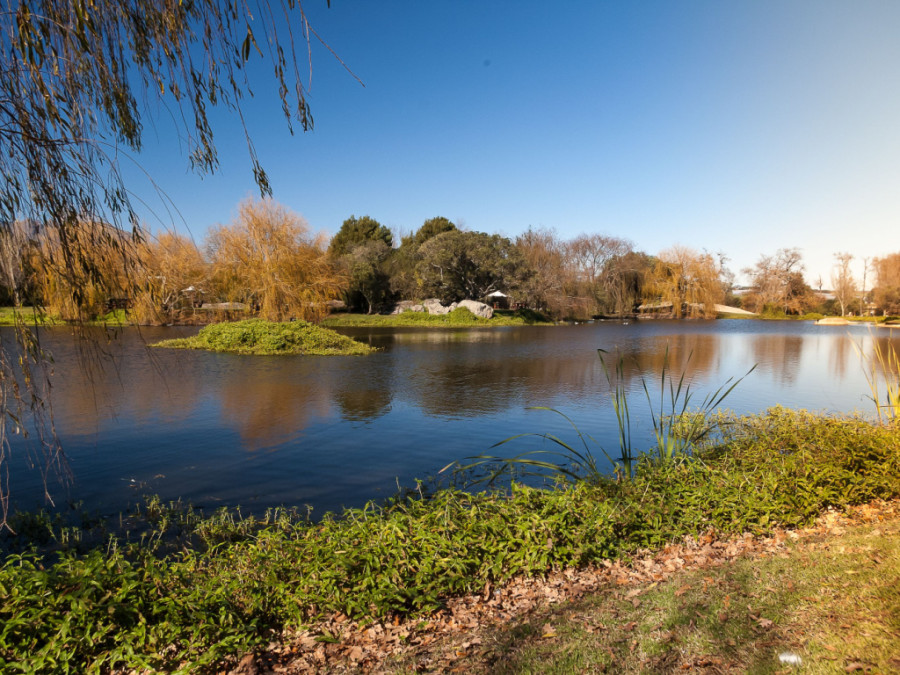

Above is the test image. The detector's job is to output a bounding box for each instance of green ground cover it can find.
[151,318,376,355]
[0,307,56,326]
[0,408,898,673]
[431,504,900,674]
[322,307,552,328]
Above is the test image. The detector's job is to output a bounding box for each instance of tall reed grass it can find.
[446,346,753,484]
[855,335,900,424]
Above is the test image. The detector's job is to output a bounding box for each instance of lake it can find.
[4,319,899,518]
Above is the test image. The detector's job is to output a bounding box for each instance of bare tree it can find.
[515,227,568,316]
[860,257,870,316]
[831,252,857,317]
[742,248,814,315]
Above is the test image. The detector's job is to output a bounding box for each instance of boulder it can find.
[423,298,451,315]
[458,299,493,319]
[391,300,423,315]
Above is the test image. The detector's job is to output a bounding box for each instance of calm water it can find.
[5,320,899,517]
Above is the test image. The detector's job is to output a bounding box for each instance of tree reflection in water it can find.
[3,321,897,516]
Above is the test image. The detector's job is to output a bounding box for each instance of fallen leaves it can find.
[221,498,900,674]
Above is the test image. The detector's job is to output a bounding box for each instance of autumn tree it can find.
[33,220,136,321]
[742,248,815,315]
[207,198,344,322]
[0,221,40,307]
[132,232,210,325]
[514,227,569,316]
[872,252,900,314]
[831,252,857,317]
[643,246,724,318]
[416,230,528,304]
[602,250,653,316]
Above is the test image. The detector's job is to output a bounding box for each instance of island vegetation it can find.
[152,318,376,356]
[322,307,552,328]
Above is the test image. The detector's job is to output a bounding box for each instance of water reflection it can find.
[4,321,898,516]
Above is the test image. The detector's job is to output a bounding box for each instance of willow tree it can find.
[33,220,135,321]
[644,246,724,318]
[0,0,338,526]
[207,198,343,322]
[132,232,210,325]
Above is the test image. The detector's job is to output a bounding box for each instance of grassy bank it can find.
[0,306,57,326]
[151,318,376,355]
[322,307,553,328]
[411,501,900,674]
[1,408,898,672]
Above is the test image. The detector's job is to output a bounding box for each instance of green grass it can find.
[0,306,57,326]
[0,408,898,672]
[151,318,376,355]
[322,307,553,327]
[439,509,900,674]
[0,306,130,327]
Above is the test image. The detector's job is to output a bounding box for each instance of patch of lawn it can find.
[0,306,57,326]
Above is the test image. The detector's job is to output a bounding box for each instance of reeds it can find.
[855,335,900,424]
[446,346,753,484]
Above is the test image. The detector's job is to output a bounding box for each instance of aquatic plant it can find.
[447,346,753,484]
[855,335,900,424]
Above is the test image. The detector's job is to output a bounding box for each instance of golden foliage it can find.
[131,232,208,325]
[872,252,900,314]
[34,221,136,321]
[206,198,345,322]
[644,246,723,318]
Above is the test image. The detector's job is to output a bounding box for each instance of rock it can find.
[458,299,493,319]
[391,301,423,315]
[423,298,451,315]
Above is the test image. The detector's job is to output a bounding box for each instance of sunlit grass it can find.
[322,307,552,327]
[152,318,376,355]
[451,514,900,674]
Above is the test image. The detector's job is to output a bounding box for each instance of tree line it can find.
[1,198,898,323]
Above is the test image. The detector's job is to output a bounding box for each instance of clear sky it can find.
[126,0,900,287]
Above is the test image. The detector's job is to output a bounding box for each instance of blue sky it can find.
[127,0,900,287]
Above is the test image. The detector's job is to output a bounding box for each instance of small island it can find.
[152,318,376,356]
